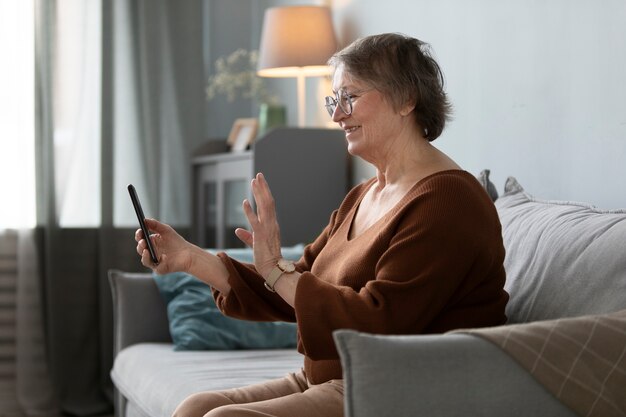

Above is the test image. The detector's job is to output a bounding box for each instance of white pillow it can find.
[496,177,626,323]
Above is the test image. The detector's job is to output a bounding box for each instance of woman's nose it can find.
[332,104,348,123]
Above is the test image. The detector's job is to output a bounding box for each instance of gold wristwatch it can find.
[264,258,296,292]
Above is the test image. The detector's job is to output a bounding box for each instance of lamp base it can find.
[297,72,305,127]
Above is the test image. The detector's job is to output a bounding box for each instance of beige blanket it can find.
[462,309,626,417]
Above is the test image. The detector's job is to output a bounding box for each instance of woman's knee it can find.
[172,391,232,417]
[204,405,251,417]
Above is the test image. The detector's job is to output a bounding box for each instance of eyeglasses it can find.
[324,89,372,117]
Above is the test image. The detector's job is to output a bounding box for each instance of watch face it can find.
[278,258,296,273]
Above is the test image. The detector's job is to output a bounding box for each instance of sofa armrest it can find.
[108,269,172,356]
[333,331,577,417]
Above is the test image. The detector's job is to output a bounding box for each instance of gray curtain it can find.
[25,0,205,415]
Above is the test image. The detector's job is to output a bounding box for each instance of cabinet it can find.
[192,151,253,248]
[191,127,350,249]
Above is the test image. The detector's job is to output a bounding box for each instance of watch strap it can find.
[264,266,284,292]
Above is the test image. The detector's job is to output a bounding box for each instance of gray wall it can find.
[332,0,626,208]
[204,0,626,208]
[202,0,256,139]
[202,0,320,141]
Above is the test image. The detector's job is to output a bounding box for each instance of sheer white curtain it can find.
[0,0,103,229]
[0,0,36,230]
[53,0,102,227]
[1,0,204,414]
[0,0,58,415]
[17,1,104,415]
[111,0,197,227]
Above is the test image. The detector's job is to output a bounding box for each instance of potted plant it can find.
[206,49,285,137]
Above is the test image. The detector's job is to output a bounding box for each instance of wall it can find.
[202,0,323,142]
[203,1,625,208]
[329,0,626,208]
[203,0,256,139]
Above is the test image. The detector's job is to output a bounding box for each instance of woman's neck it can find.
[372,137,461,193]
[372,136,432,187]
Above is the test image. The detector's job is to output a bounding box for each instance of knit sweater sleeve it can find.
[294,175,508,360]
[212,255,296,322]
[212,181,370,322]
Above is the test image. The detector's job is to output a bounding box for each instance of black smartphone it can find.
[127,184,159,264]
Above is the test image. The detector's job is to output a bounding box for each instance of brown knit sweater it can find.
[214,170,508,384]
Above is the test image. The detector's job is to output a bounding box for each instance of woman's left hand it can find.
[235,173,283,279]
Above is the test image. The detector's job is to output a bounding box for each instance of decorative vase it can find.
[258,103,286,138]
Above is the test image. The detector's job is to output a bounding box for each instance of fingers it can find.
[136,238,156,263]
[134,218,167,270]
[140,248,157,269]
[144,218,166,233]
[136,230,160,264]
[242,199,259,227]
[235,228,253,247]
[154,254,168,274]
[251,173,276,222]
[136,219,165,241]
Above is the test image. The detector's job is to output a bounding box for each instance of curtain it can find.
[0,0,41,414]
[16,229,59,416]
[11,0,206,415]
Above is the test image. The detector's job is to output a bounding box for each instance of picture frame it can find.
[227,118,258,152]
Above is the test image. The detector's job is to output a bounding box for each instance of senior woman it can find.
[135,33,508,417]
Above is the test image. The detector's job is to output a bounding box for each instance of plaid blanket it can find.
[462,309,626,417]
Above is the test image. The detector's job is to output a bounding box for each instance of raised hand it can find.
[235,173,283,279]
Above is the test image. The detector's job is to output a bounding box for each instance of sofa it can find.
[109,173,626,417]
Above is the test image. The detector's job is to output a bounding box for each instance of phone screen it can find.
[127,184,159,264]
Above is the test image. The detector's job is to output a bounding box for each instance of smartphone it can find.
[127,184,159,264]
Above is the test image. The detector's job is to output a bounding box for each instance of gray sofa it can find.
[109,174,626,417]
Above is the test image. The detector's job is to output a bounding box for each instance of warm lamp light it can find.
[257,6,337,127]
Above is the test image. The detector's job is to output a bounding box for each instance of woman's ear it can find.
[399,101,416,117]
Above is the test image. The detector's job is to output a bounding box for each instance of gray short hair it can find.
[328,33,452,141]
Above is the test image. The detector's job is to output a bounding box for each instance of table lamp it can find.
[257,5,338,127]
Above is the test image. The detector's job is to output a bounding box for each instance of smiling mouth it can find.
[344,126,361,133]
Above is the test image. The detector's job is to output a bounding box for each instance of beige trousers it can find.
[172,370,344,417]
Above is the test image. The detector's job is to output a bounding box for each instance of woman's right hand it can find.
[135,218,194,275]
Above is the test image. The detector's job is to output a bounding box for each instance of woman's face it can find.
[330,65,406,162]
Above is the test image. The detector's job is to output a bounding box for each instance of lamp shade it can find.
[257,6,337,78]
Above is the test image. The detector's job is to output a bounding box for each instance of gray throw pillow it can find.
[496,177,626,323]
[476,169,499,201]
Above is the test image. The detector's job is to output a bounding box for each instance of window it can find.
[0,0,36,230]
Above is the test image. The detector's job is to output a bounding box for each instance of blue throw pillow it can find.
[153,245,303,351]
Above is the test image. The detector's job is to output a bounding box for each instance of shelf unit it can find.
[191,127,350,249]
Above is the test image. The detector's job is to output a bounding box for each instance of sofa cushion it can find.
[462,309,626,417]
[154,272,298,350]
[111,343,302,417]
[333,330,577,417]
[496,177,626,323]
[153,245,303,351]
